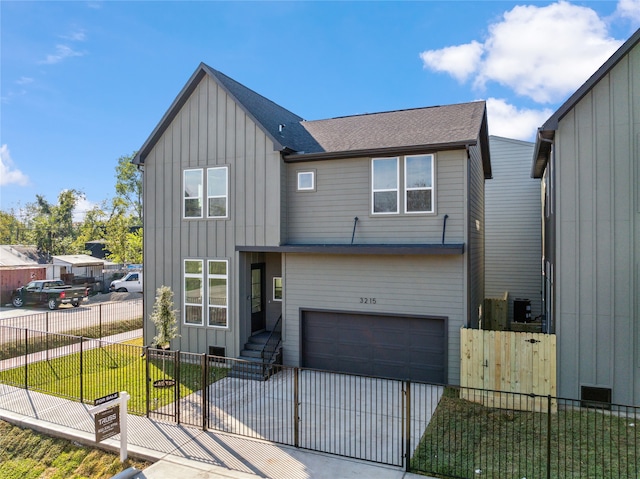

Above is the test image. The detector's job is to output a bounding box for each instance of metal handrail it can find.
[261,314,282,364]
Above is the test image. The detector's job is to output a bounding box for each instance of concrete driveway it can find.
[163,368,444,466]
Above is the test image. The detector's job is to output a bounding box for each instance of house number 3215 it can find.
[359,297,376,304]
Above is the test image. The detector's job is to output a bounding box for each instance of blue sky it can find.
[1,1,639,220]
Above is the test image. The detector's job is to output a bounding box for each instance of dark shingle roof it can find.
[295,102,486,155]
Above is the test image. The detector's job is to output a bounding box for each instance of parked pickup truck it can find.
[11,280,90,310]
[109,271,142,293]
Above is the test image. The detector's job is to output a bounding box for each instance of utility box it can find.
[513,298,532,323]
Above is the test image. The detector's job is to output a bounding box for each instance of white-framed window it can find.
[297,171,315,191]
[273,276,283,301]
[184,259,204,325]
[207,167,228,218]
[208,260,228,327]
[183,169,203,218]
[405,154,434,213]
[371,157,399,214]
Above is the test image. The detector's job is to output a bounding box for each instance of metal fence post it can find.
[144,346,150,417]
[294,367,300,448]
[79,337,84,403]
[175,350,181,425]
[405,380,411,472]
[45,312,49,360]
[201,353,208,431]
[24,328,28,389]
[99,304,103,338]
[547,395,552,479]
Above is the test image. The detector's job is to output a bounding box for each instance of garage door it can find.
[301,310,446,383]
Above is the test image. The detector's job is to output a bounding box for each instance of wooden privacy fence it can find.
[460,328,557,412]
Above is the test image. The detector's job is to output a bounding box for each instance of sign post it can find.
[89,391,129,462]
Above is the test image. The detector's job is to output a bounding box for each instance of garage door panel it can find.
[302,310,446,383]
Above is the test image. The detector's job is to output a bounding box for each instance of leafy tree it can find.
[150,285,179,349]
[105,207,131,264]
[0,210,24,244]
[125,228,143,265]
[23,190,82,257]
[72,202,109,253]
[115,152,142,223]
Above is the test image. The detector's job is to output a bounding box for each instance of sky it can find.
[1,1,639,221]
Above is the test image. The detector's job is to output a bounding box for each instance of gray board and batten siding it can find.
[485,136,541,322]
[532,29,639,405]
[139,73,284,357]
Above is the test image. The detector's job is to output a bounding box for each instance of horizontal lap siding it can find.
[485,137,541,321]
[143,76,281,356]
[282,253,465,384]
[285,151,466,244]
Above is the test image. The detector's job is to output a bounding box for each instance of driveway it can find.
[162,368,444,466]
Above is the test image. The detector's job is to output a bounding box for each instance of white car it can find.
[109,272,143,293]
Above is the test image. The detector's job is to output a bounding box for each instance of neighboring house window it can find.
[273,277,283,301]
[207,167,228,218]
[372,158,399,214]
[405,154,434,213]
[184,259,204,325]
[184,169,203,218]
[297,171,315,191]
[208,260,228,327]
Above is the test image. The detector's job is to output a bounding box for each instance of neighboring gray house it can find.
[532,28,640,405]
[134,63,491,384]
[485,136,541,323]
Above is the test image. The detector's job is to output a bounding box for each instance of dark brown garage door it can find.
[301,310,446,383]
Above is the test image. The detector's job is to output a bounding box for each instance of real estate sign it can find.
[95,405,120,442]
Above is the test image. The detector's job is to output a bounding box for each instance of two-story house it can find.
[134,64,491,385]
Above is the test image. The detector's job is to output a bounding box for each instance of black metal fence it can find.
[0,323,638,478]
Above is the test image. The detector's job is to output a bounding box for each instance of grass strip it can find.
[411,391,640,479]
[0,419,150,479]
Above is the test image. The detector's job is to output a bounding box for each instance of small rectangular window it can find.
[297,171,315,191]
[208,260,228,327]
[207,167,228,218]
[273,277,283,301]
[372,158,399,214]
[183,169,203,218]
[184,259,203,325]
[405,154,434,213]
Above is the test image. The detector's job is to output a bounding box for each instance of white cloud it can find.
[16,77,34,85]
[485,98,553,141]
[62,30,87,42]
[40,44,85,65]
[73,196,97,223]
[420,1,623,104]
[420,41,484,82]
[616,0,640,23]
[0,144,30,186]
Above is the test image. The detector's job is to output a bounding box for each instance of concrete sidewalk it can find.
[0,384,435,479]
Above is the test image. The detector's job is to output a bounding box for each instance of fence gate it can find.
[146,348,179,422]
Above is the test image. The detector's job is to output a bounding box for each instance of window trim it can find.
[371,157,399,215]
[183,169,203,219]
[273,276,283,302]
[297,170,316,192]
[404,154,435,214]
[207,259,228,328]
[207,166,229,219]
[183,259,204,326]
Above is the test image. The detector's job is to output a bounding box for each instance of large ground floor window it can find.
[184,258,228,328]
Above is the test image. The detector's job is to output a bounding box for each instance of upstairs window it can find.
[372,158,399,214]
[405,154,434,213]
[184,169,203,218]
[207,167,228,218]
[371,155,435,215]
[297,171,316,191]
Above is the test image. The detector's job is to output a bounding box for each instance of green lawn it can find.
[411,390,640,479]
[0,338,228,415]
[0,419,150,479]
